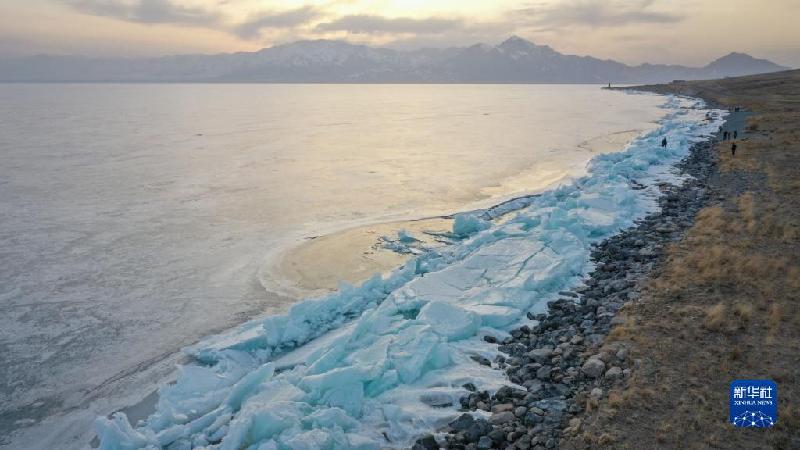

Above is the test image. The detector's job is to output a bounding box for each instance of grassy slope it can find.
[565,70,800,449]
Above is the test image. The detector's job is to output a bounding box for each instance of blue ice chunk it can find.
[417,301,480,341]
[302,407,360,430]
[452,213,491,238]
[95,413,154,450]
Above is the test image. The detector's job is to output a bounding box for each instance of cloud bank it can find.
[315,15,463,35]
[516,0,683,29]
[235,6,322,39]
[65,0,221,26]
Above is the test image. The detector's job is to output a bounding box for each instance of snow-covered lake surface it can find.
[0,84,681,448]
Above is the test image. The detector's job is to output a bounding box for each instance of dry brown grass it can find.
[738,192,757,232]
[565,71,800,450]
[719,141,760,172]
[704,303,726,331]
[732,302,754,321]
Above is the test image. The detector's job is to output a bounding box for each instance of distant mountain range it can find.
[0,36,790,83]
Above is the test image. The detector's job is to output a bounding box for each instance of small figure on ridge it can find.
[661,137,668,148]
[731,142,737,156]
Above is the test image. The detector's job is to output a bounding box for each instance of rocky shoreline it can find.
[413,122,720,450]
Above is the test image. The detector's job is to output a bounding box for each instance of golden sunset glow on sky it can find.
[1,0,799,66]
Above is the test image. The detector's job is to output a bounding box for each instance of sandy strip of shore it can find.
[276,217,453,295]
[272,128,652,296]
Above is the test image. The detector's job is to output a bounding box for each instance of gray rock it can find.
[523,411,543,426]
[490,411,516,425]
[471,355,492,366]
[516,436,532,449]
[514,406,528,417]
[449,413,475,431]
[526,347,554,363]
[477,436,493,449]
[605,366,623,381]
[491,403,514,414]
[536,366,552,380]
[590,387,603,399]
[463,419,492,443]
[488,429,506,442]
[523,379,543,393]
[494,386,513,401]
[581,358,606,378]
[533,398,567,415]
[412,434,438,450]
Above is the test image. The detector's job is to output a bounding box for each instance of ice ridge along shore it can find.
[96,96,725,449]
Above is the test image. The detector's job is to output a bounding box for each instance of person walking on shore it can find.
[731,142,737,156]
[723,131,728,140]
[733,130,738,139]
[661,137,667,148]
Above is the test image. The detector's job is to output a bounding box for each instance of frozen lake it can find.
[0,83,666,448]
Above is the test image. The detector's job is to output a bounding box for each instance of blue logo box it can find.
[730,380,777,428]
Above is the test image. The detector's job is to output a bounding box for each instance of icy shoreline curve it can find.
[96,96,725,449]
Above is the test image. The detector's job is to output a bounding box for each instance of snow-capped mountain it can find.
[0,36,789,83]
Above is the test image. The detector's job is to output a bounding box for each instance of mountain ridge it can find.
[0,37,790,83]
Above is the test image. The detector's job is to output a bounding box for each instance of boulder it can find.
[581,358,606,378]
[605,366,623,381]
[489,411,516,425]
[491,403,514,414]
[477,436,493,449]
[412,434,438,450]
[449,413,475,431]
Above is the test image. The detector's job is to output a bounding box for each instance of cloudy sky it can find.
[1,0,798,67]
